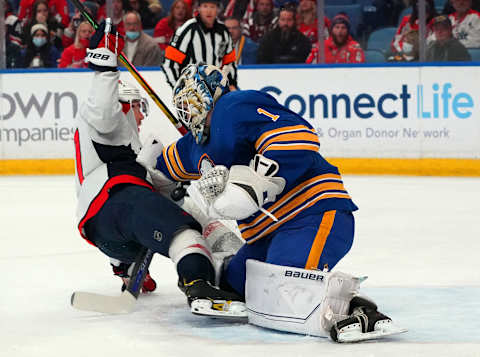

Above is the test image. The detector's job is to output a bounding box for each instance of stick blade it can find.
[71,290,136,314]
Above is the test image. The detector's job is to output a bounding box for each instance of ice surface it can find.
[1,175,480,357]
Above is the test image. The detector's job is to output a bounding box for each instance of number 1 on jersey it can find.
[257,108,280,121]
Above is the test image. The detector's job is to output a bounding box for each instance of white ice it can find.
[2,175,480,357]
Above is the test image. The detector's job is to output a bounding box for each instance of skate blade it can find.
[337,321,407,343]
[191,299,248,320]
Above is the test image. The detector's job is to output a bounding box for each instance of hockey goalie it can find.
[136,63,407,342]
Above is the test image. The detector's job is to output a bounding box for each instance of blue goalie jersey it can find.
[156,90,358,243]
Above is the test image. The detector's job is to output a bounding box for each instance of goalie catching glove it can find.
[85,18,125,72]
[187,154,286,221]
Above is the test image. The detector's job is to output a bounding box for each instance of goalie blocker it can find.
[245,260,407,342]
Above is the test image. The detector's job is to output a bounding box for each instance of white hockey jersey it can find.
[449,10,480,48]
[74,71,153,244]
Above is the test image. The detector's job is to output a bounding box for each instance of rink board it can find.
[1,64,479,175]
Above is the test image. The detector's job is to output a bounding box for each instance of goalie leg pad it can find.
[245,260,361,337]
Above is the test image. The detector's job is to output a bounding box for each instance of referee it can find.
[162,0,238,89]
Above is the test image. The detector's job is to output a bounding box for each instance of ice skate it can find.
[330,297,407,343]
[181,279,247,319]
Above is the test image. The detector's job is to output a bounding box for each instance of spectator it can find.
[58,21,94,68]
[443,0,480,14]
[22,0,64,51]
[225,16,258,64]
[306,13,365,64]
[18,0,69,28]
[426,15,471,61]
[223,0,250,20]
[20,23,60,68]
[99,0,127,34]
[7,36,23,68]
[146,0,165,21]
[5,1,24,47]
[62,2,98,49]
[448,0,480,48]
[388,29,419,61]
[257,7,311,63]
[153,0,191,50]
[5,14,23,68]
[128,0,162,29]
[296,0,330,44]
[242,0,277,42]
[392,0,437,53]
[122,11,164,66]
[162,0,238,89]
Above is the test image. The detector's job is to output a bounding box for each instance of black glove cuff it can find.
[88,63,118,72]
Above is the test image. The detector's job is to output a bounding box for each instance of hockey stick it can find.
[71,247,154,313]
[68,0,187,135]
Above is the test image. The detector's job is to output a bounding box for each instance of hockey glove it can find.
[85,18,125,72]
[111,261,157,293]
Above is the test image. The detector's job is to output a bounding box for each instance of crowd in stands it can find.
[4,0,480,68]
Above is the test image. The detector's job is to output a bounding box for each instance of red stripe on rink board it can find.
[74,130,84,184]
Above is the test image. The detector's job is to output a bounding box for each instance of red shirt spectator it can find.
[242,0,277,42]
[296,0,330,44]
[324,36,364,63]
[58,21,94,68]
[306,13,364,64]
[153,0,191,50]
[18,0,69,27]
[297,17,330,44]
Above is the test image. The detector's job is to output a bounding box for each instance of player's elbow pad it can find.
[212,165,285,220]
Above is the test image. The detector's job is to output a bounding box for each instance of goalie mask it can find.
[173,64,229,144]
[118,80,149,117]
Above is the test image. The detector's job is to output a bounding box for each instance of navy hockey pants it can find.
[224,210,354,297]
[85,184,201,264]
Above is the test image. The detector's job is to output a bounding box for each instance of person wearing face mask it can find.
[22,0,64,52]
[392,0,437,54]
[21,23,60,68]
[122,11,164,66]
[58,21,94,68]
[388,29,419,62]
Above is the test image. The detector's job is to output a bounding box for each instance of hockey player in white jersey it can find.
[74,19,243,305]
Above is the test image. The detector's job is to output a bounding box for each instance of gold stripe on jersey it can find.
[263,143,320,152]
[305,210,336,270]
[162,143,200,181]
[257,131,320,154]
[255,125,318,152]
[238,174,350,242]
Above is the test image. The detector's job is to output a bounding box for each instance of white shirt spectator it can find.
[449,9,480,48]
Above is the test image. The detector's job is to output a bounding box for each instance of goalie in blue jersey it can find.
[137,64,406,342]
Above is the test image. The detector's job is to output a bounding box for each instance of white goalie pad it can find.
[245,260,362,337]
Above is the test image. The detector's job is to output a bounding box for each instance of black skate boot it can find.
[181,279,243,305]
[181,279,247,319]
[330,296,406,343]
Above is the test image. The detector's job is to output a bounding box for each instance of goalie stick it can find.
[68,0,187,135]
[71,248,154,313]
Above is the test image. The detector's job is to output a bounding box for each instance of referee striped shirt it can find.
[162,16,238,88]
